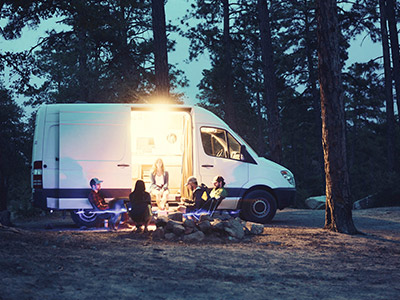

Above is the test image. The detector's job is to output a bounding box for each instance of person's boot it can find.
[108,221,116,231]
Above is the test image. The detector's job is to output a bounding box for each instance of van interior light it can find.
[201,127,218,133]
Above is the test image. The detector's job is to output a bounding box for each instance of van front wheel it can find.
[240,190,277,224]
[70,209,100,227]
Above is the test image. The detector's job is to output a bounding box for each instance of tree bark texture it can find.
[77,28,90,103]
[386,0,400,119]
[257,0,282,163]
[316,0,358,234]
[222,0,237,130]
[379,0,395,172]
[152,0,170,99]
[0,168,7,212]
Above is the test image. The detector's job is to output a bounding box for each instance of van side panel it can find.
[33,104,133,210]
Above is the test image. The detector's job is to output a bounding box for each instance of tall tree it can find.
[0,86,30,213]
[257,0,282,163]
[379,0,395,172]
[386,0,400,118]
[151,0,170,99]
[221,0,236,129]
[316,0,358,234]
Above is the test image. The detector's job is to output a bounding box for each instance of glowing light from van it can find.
[149,96,173,104]
[76,207,127,215]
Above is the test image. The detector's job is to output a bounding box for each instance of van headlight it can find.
[280,170,295,186]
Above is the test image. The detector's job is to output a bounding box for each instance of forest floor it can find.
[1,207,399,300]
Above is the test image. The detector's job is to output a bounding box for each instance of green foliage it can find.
[0,84,34,215]
[185,0,400,207]
[0,0,185,106]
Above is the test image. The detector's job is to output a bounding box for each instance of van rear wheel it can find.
[240,190,277,224]
[70,209,100,227]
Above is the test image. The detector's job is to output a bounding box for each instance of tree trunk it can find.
[379,0,395,172]
[151,0,170,100]
[0,169,7,212]
[386,0,400,120]
[257,0,282,163]
[222,0,236,130]
[77,28,90,103]
[316,0,358,234]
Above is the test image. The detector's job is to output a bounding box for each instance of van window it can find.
[200,127,247,161]
[227,132,241,160]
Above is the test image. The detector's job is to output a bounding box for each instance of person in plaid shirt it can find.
[88,178,124,231]
[88,178,109,210]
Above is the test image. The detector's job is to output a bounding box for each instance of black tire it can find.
[70,209,100,227]
[239,190,277,224]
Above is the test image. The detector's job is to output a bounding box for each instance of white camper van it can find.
[32,103,295,226]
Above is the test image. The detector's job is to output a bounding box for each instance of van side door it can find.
[197,126,252,204]
[59,106,131,204]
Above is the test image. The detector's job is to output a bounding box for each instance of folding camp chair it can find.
[183,196,223,221]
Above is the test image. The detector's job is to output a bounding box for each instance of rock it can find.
[172,224,185,236]
[210,219,225,232]
[0,210,12,226]
[224,218,245,239]
[155,216,169,227]
[305,196,326,210]
[183,219,196,228]
[199,214,212,222]
[168,213,183,222]
[353,195,376,210]
[244,226,252,236]
[152,227,165,240]
[249,223,264,235]
[184,227,195,235]
[165,232,176,241]
[197,220,212,233]
[217,211,233,221]
[165,220,183,232]
[183,231,205,242]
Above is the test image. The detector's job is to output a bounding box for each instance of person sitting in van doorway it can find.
[210,175,228,201]
[149,158,169,211]
[88,178,125,231]
[128,180,152,233]
[182,176,209,213]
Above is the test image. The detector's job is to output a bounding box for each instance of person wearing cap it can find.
[88,178,125,231]
[210,175,227,201]
[88,178,109,210]
[183,176,209,213]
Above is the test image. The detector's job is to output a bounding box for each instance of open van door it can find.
[59,105,131,210]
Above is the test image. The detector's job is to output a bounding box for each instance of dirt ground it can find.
[1,207,399,300]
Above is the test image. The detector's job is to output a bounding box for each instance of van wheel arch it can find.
[239,187,277,224]
[70,209,100,227]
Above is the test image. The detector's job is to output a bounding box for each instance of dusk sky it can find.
[0,1,382,109]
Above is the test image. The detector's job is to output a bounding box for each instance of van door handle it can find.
[117,164,130,167]
[201,164,214,168]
